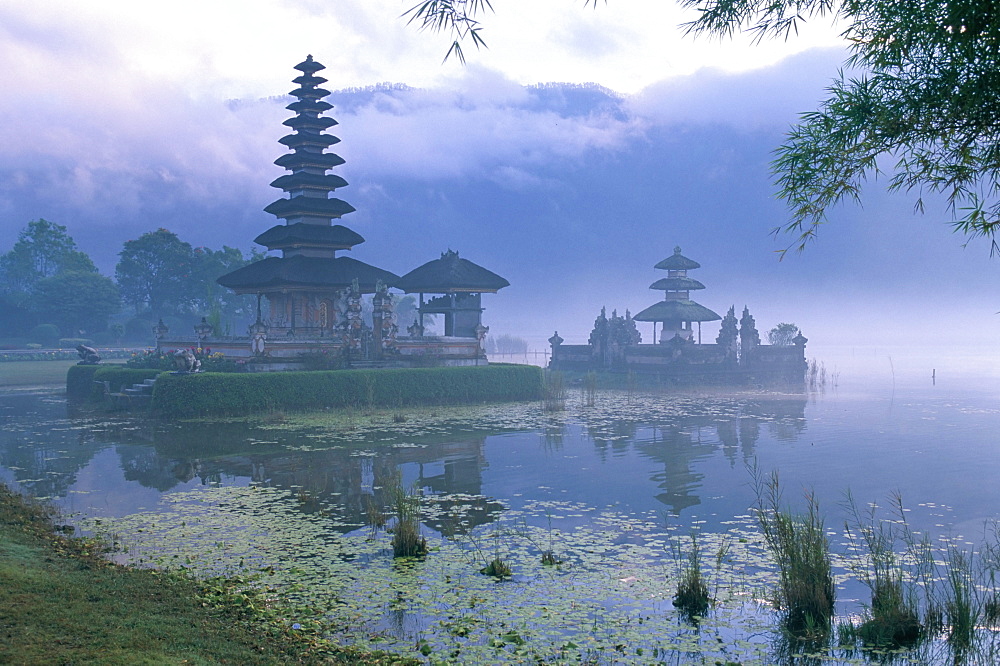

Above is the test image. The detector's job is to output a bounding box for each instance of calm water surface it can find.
[3,362,1000,663]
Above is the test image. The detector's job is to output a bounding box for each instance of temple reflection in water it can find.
[0,391,807,530]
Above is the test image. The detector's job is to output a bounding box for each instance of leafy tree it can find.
[394,294,419,329]
[494,333,529,353]
[716,305,738,351]
[404,0,493,63]
[767,322,800,346]
[35,271,121,336]
[739,306,760,347]
[409,0,1000,250]
[0,219,97,299]
[191,245,261,330]
[682,0,1000,251]
[116,229,195,318]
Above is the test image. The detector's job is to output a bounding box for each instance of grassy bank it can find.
[0,483,412,665]
[0,359,78,389]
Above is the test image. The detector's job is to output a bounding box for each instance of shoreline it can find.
[0,481,412,665]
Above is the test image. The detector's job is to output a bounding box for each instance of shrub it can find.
[297,349,347,371]
[28,324,60,347]
[126,347,237,373]
[126,349,176,370]
[58,338,94,349]
[66,365,102,401]
[152,365,544,417]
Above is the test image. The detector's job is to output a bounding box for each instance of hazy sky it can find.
[0,0,844,95]
[3,1,999,361]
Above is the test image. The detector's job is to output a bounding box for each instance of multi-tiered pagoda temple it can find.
[634,247,721,344]
[217,55,398,343]
[153,56,509,368]
[548,246,807,385]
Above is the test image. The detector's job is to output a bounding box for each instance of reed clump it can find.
[753,468,834,635]
[807,359,827,391]
[543,371,566,412]
[480,557,512,579]
[943,547,978,647]
[673,534,711,620]
[842,491,922,647]
[386,473,427,559]
[583,371,597,407]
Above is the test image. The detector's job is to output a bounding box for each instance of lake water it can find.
[3,356,1000,663]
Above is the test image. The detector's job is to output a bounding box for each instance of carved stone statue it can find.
[75,344,101,365]
[173,349,201,373]
[474,323,489,356]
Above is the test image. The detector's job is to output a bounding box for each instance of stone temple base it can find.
[156,335,487,369]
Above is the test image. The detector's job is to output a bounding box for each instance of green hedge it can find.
[152,364,545,417]
[66,365,166,402]
[66,365,101,401]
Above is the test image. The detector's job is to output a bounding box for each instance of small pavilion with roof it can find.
[634,247,721,344]
[396,250,510,339]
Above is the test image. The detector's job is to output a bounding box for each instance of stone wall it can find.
[549,338,806,387]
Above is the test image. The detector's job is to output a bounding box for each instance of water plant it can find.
[942,545,979,648]
[752,466,834,634]
[364,495,387,540]
[806,358,829,392]
[583,371,597,408]
[385,473,427,558]
[479,557,512,578]
[543,370,566,411]
[841,491,922,647]
[672,533,711,620]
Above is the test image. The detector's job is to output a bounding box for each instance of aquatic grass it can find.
[543,370,566,411]
[84,479,990,664]
[94,483,778,662]
[386,473,427,559]
[942,545,979,647]
[480,557,512,578]
[841,491,922,647]
[672,533,711,620]
[806,359,827,392]
[752,466,834,635]
[364,495,387,539]
[583,371,597,407]
[50,387,1000,663]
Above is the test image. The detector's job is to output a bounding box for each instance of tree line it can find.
[0,220,260,346]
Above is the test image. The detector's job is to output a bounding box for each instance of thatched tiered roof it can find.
[396,250,509,294]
